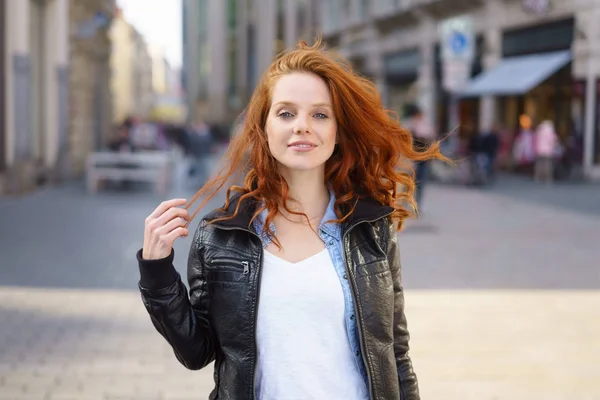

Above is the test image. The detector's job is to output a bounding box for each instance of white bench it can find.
[86,151,172,194]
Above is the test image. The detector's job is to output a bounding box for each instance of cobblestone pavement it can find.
[1,165,599,400]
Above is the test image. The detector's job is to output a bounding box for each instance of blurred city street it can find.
[4,0,600,399]
[1,158,599,399]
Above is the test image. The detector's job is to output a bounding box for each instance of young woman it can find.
[137,39,446,400]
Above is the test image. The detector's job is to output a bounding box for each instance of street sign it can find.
[438,15,475,92]
[442,60,472,93]
[439,16,475,62]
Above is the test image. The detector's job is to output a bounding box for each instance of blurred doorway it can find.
[0,0,5,170]
[29,0,47,170]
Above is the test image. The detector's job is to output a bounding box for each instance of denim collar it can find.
[205,188,394,234]
[253,187,341,246]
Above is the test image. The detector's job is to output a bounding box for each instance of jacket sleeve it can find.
[137,221,216,370]
[386,219,420,399]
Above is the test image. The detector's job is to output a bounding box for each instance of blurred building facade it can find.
[149,46,186,123]
[149,45,170,96]
[182,0,319,125]
[131,28,154,119]
[0,0,70,195]
[321,0,600,178]
[69,0,116,176]
[109,9,154,125]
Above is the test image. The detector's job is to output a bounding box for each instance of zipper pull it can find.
[241,261,250,275]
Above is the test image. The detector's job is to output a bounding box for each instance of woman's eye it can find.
[314,113,328,119]
[278,111,293,118]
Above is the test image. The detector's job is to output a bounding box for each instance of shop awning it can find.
[459,50,572,97]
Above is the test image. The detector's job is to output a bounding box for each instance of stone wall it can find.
[68,0,115,176]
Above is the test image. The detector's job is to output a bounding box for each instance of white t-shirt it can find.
[255,248,369,400]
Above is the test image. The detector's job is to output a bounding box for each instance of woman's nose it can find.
[293,116,311,134]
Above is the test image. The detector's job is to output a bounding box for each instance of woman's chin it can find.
[278,160,326,173]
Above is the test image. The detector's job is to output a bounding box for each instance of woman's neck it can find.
[279,169,329,223]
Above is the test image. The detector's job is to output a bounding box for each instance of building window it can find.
[297,1,307,39]
[502,18,574,57]
[228,0,238,101]
[323,0,341,32]
[228,36,237,98]
[228,0,237,29]
[198,42,210,99]
[342,0,350,19]
[277,0,284,45]
[358,0,369,19]
[199,0,208,35]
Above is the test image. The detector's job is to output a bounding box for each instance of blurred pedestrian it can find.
[512,114,536,172]
[136,39,448,400]
[130,117,160,151]
[468,124,500,185]
[534,120,559,183]
[406,104,436,210]
[108,117,134,152]
[185,119,213,186]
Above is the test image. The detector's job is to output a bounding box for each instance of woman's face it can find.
[265,72,337,174]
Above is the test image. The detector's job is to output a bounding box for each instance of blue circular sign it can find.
[449,31,469,55]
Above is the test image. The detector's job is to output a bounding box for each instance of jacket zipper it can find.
[342,211,394,400]
[211,257,251,274]
[214,211,392,400]
[210,224,262,400]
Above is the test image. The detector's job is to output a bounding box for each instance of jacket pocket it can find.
[207,256,251,283]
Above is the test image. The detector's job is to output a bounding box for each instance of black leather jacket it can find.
[137,195,419,399]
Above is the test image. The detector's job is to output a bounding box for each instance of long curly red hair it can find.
[184,38,448,237]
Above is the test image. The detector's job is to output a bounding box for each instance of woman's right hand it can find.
[143,199,190,260]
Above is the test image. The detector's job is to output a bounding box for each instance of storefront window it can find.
[434,36,483,136]
[497,65,573,149]
[383,48,420,117]
[524,65,572,139]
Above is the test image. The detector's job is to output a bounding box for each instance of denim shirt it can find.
[252,188,369,384]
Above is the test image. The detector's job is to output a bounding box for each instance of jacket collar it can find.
[205,191,394,233]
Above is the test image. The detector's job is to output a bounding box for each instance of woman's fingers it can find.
[147,206,190,233]
[156,217,188,236]
[162,227,189,244]
[147,198,187,220]
[142,199,191,260]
